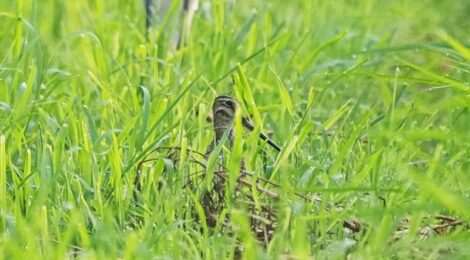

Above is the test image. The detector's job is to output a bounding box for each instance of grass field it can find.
[1,0,469,258]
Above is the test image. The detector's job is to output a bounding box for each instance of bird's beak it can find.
[242,117,281,152]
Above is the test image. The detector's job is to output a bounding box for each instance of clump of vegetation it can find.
[0,0,469,258]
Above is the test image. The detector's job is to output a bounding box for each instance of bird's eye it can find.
[224,100,234,108]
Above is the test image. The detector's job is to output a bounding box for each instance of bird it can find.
[201,95,281,227]
[204,95,281,165]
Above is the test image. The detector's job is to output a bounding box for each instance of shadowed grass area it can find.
[0,0,469,258]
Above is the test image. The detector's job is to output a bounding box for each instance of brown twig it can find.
[435,214,458,223]
[343,219,361,233]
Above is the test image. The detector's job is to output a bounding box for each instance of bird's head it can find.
[213,95,238,132]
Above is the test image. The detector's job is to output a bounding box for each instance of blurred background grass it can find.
[0,0,469,258]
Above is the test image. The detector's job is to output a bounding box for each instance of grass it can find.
[1,0,469,258]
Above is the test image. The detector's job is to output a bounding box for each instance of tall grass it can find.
[0,0,469,258]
